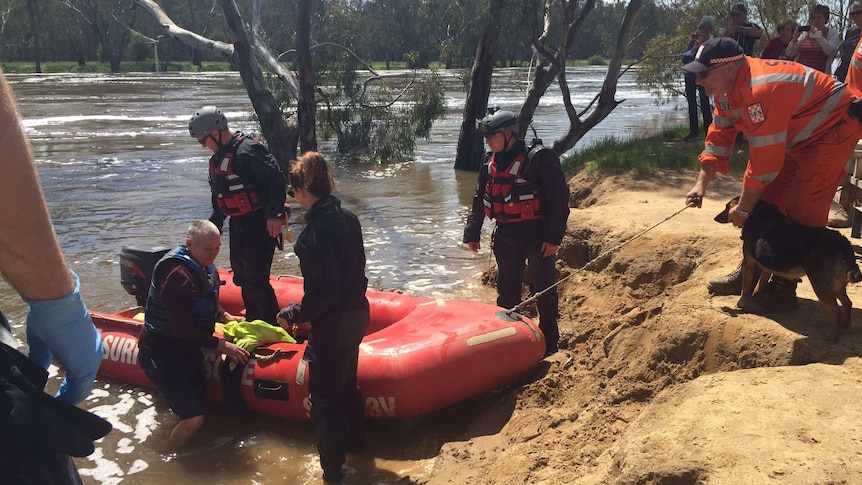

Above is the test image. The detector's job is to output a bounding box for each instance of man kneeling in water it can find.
[137,220,249,449]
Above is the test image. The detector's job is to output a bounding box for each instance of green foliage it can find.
[0,0,667,68]
[636,33,687,102]
[561,126,750,176]
[634,0,815,102]
[0,60,233,73]
[318,70,446,163]
[587,55,606,66]
[129,40,152,63]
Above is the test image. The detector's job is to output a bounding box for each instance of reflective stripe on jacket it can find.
[845,35,862,98]
[144,245,220,336]
[699,57,854,189]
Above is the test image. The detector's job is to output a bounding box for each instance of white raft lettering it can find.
[241,361,255,386]
[101,335,140,365]
[202,353,256,385]
[101,335,113,359]
[365,396,396,418]
[202,353,224,382]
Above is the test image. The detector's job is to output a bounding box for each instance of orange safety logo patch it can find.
[747,103,765,124]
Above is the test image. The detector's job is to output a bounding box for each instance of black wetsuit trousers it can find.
[228,213,279,324]
[307,345,365,483]
[685,75,712,135]
[492,221,560,354]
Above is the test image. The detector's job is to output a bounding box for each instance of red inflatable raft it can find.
[93,247,546,420]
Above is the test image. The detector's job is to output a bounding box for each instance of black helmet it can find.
[189,106,227,138]
[475,109,518,135]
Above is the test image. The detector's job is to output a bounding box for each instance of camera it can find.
[799,25,811,32]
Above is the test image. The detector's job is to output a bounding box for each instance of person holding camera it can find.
[682,16,716,141]
[785,4,839,73]
[721,4,762,56]
[761,18,798,60]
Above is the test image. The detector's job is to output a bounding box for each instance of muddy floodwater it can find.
[3,69,685,483]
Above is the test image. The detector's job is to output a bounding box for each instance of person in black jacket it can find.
[463,109,571,356]
[276,151,369,485]
[188,106,287,324]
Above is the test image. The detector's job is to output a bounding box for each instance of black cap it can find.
[730,3,747,13]
[682,37,745,73]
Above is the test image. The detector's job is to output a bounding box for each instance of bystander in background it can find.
[760,18,797,60]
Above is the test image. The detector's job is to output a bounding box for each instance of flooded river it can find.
[3,68,685,484]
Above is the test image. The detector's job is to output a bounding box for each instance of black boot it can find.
[707,261,743,295]
[737,276,799,314]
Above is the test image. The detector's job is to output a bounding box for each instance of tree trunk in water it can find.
[186,0,203,68]
[296,0,317,153]
[26,0,41,73]
[453,0,505,171]
[219,0,296,173]
[109,52,121,73]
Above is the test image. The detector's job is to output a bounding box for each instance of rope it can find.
[252,348,285,362]
[506,198,700,316]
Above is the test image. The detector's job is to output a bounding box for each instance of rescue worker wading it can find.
[138,220,249,450]
[188,106,287,325]
[683,37,862,313]
[463,109,571,356]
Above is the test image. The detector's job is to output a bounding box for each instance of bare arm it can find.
[0,72,74,300]
[685,164,719,208]
[0,70,102,405]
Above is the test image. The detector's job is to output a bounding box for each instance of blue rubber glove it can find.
[25,271,102,405]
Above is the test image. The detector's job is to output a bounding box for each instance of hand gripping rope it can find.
[505,197,701,317]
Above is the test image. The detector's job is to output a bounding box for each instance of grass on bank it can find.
[0,61,234,74]
[561,126,750,176]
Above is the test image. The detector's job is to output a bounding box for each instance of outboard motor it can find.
[120,246,170,307]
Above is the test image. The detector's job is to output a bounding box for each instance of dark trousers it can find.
[308,346,365,483]
[492,225,560,353]
[229,216,279,324]
[685,75,712,135]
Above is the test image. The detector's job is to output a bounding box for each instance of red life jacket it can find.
[482,151,543,223]
[208,135,265,217]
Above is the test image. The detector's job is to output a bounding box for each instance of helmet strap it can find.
[502,131,516,150]
[210,131,225,151]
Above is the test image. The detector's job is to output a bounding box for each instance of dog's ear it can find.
[714,196,739,224]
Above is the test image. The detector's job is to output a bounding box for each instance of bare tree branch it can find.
[358,75,417,109]
[132,0,233,56]
[132,0,300,100]
[278,42,380,77]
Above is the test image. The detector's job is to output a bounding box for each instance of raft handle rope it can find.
[506,196,701,317]
[253,348,286,362]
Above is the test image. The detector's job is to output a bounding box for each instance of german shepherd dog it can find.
[715,196,862,340]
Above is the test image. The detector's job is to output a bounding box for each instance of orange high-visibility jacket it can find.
[845,35,862,98]
[699,57,854,189]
